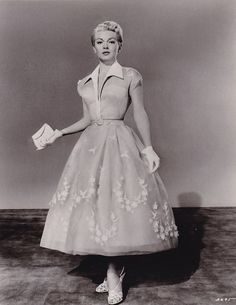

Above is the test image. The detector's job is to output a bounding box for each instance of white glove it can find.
[44,129,63,146]
[141,146,160,173]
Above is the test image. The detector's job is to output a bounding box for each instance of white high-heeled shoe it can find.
[107,267,126,305]
[95,278,108,293]
[95,267,125,294]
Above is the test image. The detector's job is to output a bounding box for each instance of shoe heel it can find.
[95,278,108,293]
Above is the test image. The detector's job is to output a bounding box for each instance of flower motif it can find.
[111,212,118,222]
[109,135,116,141]
[71,175,96,208]
[49,177,70,207]
[149,200,179,240]
[153,202,158,210]
[121,151,130,159]
[88,146,97,154]
[59,216,69,233]
[112,176,148,213]
[101,235,108,242]
[89,176,96,183]
[86,211,118,246]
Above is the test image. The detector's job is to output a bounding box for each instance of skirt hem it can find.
[40,241,178,257]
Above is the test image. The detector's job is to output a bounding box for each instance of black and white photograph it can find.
[0,0,236,304]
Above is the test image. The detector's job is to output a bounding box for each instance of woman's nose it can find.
[103,42,109,49]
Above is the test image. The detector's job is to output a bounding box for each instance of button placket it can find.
[92,68,110,125]
[96,80,104,125]
[91,69,101,122]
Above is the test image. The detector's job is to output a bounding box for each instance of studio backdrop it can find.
[0,0,236,208]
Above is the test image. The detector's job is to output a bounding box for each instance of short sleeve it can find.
[77,80,82,96]
[129,69,143,94]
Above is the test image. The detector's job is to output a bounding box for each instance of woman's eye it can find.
[96,41,102,44]
[109,40,116,44]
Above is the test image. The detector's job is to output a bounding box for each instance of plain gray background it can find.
[0,0,236,208]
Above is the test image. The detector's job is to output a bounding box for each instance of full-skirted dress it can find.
[40,61,179,256]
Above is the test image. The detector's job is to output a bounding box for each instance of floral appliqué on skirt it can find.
[40,121,178,256]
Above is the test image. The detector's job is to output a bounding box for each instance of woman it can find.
[40,21,178,305]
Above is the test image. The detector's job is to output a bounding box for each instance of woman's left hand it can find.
[141,146,160,173]
[44,129,63,146]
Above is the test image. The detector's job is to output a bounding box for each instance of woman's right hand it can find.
[141,146,160,173]
[44,129,63,147]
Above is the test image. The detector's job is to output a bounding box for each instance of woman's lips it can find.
[102,51,110,55]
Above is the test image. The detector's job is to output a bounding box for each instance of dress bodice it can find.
[77,61,143,121]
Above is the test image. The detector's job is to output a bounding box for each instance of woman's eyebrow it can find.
[95,37,117,41]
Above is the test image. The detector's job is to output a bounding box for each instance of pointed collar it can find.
[83,61,124,85]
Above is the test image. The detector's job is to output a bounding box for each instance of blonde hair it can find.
[91,21,123,52]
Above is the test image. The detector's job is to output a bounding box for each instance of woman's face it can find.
[93,30,120,64]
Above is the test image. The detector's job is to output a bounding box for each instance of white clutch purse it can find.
[32,123,54,150]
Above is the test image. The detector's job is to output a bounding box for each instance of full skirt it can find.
[40,120,178,256]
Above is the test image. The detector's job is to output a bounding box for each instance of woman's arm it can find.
[44,99,91,146]
[130,70,160,172]
[60,99,91,136]
[130,75,152,147]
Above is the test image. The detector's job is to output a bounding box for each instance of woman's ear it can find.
[93,46,97,54]
[118,43,122,53]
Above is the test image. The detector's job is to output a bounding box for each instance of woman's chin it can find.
[98,54,116,62]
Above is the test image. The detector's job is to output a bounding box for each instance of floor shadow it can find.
[68,192,208,291]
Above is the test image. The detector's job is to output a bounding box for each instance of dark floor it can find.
[0,208,236,305]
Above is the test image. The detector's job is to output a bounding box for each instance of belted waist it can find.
[90,118,125,126]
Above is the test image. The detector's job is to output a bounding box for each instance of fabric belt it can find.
[90,118,124,126]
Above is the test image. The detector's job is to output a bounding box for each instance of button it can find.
[96,118,104,125]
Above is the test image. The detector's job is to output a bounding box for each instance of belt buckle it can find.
[96,118,104,125]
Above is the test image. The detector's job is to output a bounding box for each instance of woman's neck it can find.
[99,59,116,72]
